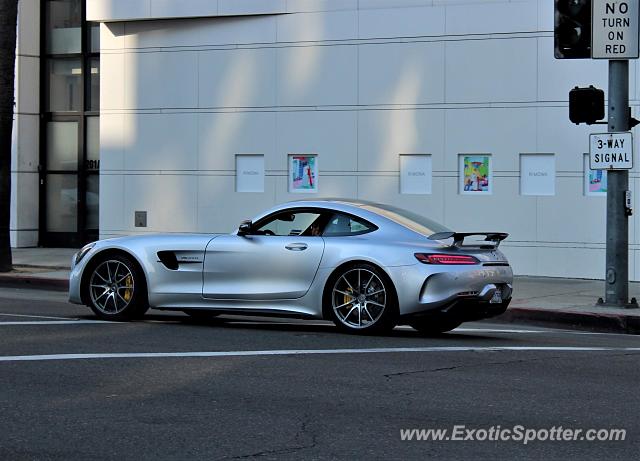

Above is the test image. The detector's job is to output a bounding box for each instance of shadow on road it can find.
[122,312,515,342]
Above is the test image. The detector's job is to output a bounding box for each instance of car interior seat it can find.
[324,215,351,235]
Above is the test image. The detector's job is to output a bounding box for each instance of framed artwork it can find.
[460,154,492,195]
[584,154,607,196]
[235,154,265,193]
[400,154,432,195]
[289,154,318,193]
[520,153,556,196]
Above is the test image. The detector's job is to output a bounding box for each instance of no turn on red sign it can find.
[592,0,639,59]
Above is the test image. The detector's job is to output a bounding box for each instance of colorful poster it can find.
[584,154,607,196]
[289,154,318,193]
[460,155,492,194]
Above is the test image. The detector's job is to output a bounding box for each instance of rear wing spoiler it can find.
[428,232,509,248]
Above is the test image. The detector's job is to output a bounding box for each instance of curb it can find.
[0,274,69,292]
[16,264,71,271]
[495,307,640,335]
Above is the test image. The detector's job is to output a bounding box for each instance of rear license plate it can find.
[490,289,502,304]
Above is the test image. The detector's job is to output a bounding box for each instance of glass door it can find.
[40,0,99,247]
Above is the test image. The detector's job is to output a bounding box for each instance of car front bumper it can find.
[68,251,86,305]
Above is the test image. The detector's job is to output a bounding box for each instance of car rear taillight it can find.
[414,253,479,265]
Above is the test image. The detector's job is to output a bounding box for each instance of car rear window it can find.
[361,204,451,236]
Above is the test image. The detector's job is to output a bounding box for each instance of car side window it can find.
[322,213,376,237]
[254,212,323,236]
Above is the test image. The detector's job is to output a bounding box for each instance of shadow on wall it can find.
[206,49,260,160]
[362,58,434,214]
[381,59,423,170]
[99,14,462,236]
[100,19,276,235]
[279,14,324,102]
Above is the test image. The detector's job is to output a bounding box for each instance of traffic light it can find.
[569,86,604,124]
[554,0,592,59]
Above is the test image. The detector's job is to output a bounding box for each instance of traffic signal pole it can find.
[603,60,635,307]
[555,0,637,307]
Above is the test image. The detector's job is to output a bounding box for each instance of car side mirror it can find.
[238,220,252,236]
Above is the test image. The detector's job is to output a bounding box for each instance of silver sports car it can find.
[69,199,513,334]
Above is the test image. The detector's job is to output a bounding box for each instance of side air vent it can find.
[157,251,179,270]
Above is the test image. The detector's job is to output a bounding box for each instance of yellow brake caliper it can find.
[123,275,133,302]
[344,287,353,306]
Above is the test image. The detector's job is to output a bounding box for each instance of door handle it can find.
[285,243,308,251]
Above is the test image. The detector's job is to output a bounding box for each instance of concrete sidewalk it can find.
[0,247,76,290]
[500,277,640,334]
[0,247,639,334]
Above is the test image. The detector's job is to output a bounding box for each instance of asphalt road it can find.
[0,287,638,460]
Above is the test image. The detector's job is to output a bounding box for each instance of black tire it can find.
[84,254,149,321]
[324,263,398,334]
[182,309,220,321]
[409,318,463,335]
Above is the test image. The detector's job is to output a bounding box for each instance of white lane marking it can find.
[0,315,634,339]
[1,346,639,363]
[209,322,549,334]
[453,327,640,337]
[454,328,590,335]
[395,325,552,334]
[395,326,638,337]
[143,320,183,324]
[0,312,79,320]
[214,322,637,337]
[0,320,112,326]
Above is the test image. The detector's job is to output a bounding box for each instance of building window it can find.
[41,0,100,247]
[45,0,82,54]
[46,58,83,112]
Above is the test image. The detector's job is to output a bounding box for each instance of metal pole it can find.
[604,59,630,306]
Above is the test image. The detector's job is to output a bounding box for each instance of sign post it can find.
[591,1,638,307]
[600,60,636,306]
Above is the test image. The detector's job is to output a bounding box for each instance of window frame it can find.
[251,208,326,237]
[39,0,100,247]
[249,207,378,238]
[321,211,378,237]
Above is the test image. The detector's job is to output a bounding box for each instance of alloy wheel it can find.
[331,268,387,329]
[89,259,135,315]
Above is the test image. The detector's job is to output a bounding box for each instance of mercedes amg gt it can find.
[69,199,513,334]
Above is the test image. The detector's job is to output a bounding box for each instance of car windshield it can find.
[361,204,451,236]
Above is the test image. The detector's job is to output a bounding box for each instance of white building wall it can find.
[96,0,640,280]
[11,0,40,247]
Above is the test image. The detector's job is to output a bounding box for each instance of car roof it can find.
[283,198,386,208]
[256,197,416,225]
[244,198,451,238]
[256,199,366,218]
[271,198,452,235]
